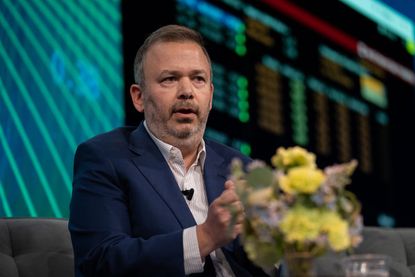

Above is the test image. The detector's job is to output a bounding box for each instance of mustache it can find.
[171,102,199,114]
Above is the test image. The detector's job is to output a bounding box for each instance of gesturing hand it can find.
[196,180,245,258]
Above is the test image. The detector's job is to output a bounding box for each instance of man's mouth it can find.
[172,102,199,114]
[174,108,196,114]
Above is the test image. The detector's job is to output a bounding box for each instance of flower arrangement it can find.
[230,146,363,271]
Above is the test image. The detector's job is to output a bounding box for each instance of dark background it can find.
[121,0,415,227]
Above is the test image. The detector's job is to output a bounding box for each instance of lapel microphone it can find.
[181,188,194,201]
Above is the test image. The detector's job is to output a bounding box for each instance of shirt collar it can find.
[143,120,206,170]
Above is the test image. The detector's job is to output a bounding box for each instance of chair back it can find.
[0,217,74,277]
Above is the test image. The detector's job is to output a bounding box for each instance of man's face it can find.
[136,41,213,144]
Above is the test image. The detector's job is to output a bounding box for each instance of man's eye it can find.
[194,76,206,82]
[161,77,176,83]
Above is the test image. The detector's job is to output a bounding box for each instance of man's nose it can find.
[177,78,194,99]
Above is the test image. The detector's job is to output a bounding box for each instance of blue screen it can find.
[0,0,124,218]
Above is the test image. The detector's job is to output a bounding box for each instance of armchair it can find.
[0,217,74,277]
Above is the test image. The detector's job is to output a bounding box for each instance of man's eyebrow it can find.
[191,69,208,75]
[159,69,208,75]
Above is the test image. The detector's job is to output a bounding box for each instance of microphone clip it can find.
[181,188,194,201]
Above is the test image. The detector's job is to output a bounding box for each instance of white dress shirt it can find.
[144,121,235,276]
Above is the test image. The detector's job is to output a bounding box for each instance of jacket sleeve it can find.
[68,141,185,277]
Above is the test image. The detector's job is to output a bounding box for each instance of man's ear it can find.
[130,84,144,112]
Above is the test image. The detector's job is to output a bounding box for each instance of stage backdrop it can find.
[1,0,415,227]
[0,0,124,218]
[123,0,415,227]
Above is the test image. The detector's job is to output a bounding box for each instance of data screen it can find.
[123,0,415,226]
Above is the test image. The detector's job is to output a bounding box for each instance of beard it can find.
[169,101,207,138]
[144,96,210,144]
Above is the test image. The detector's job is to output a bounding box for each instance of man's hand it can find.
[196,180,245,258]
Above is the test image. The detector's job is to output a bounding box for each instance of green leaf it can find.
[246,166,274,189]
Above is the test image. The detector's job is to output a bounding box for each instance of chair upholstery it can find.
[312,227,415,277]
[0,217,74,277]
[355,227,415,277]
[0,218,414,277]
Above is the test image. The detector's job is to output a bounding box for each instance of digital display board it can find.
[0,0,124,218]
[123,0,415,227]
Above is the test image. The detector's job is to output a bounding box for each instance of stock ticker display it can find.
[123,0,415,226]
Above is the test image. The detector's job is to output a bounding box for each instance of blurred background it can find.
[1,0,414,227]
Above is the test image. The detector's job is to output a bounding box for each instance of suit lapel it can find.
[204,142,239,254]
[128,123,196,229]
[202,142,228,204]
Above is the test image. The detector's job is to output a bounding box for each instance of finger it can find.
[224,201,244,225]
[232,223,243,237]
[216,189,239,206]
[236,209,245,223]
[227,199,243,212]
[237,201,245,214]
[225,180,235,190]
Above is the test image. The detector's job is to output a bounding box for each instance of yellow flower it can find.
[230,146,361,268]
[320,211,351,251]
[279,167,325,194]
[280,207,320,243]
[271,146,316,170]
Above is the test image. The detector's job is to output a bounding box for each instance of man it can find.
[69,24,269,276]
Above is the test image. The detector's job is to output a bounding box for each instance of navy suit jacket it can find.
[68,123,269,277]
